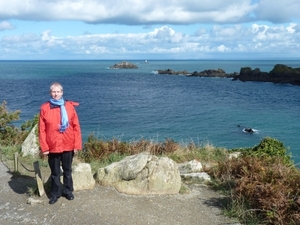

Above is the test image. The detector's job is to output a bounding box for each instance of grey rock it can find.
[95,152,181,195]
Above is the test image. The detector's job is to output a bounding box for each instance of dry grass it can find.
[210,155,300,225]
[80,134,228,169]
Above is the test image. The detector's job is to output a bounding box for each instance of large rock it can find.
[157,68,237,78]
[110,61,138,69]
[72,163,96,191]
[178,159,203,173]
[21,124,39,156]
[178,160,211,184]
[237,64,300,85]
[94,152,181,195]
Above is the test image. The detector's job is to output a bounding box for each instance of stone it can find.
[228,152,241,159]
[178,159,203,173]
[94,152,181,195]
[72,163,96,191]
[26,197,43,205]
[181,172,211,183]
[21,124,39,156]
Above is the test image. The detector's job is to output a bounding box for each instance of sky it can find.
[0,0,300,60]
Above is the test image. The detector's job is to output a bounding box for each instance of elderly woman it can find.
[39,82,82,204]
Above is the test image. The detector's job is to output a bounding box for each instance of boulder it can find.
[72,163,96,191]
[21,124,39,156]
[178,159,203,173]
[94,152,181,195]
[178,160,211,184]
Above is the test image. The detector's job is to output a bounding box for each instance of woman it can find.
[39,82,82,204]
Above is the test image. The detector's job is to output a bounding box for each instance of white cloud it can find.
[0,21,14,31]
[253,0,300,23]
[0,0,274,25]
[0,0,299,59]
[1,22,300,59]
[286,23,296,33]
[217,44,230,52]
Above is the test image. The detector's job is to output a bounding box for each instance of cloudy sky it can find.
[0,0,299,60]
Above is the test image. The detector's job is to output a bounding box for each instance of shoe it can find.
[63,193,74,200]
[49,196,59,204]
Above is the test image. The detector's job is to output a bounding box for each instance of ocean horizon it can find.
[1,59,300,163]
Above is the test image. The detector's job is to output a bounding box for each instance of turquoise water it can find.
[1,60,300,163]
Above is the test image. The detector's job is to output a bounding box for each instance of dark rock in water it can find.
[156,64,300,86]
[238,64,300,86]
[157,69,190,75]
[110,61,138,69]
[157,68,237,78]
[243,128,254,133]
[189,68,236,78]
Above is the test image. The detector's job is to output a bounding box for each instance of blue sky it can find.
[0,0,299,60]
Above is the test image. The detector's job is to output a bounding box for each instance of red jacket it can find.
[39,100,82,153]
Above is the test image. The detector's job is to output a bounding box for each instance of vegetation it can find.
[1,101,300,224]
[210,137,300,225]
[0,100,37,146]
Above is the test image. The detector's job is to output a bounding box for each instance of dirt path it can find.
[0,161,240,225]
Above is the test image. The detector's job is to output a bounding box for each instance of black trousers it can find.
[48,151,74,197]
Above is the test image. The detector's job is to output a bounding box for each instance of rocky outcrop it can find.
[21,124,39,156]
[236,64,300,86]
[157,64,300,86]
[110,61,138,69]
[94,152,182,195]
[157,68,237,78]
[157,69,190,75]
[190,68,237,78]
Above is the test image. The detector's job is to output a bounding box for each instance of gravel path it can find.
[0,161,240,225]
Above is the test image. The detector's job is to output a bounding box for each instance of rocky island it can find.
[110,61,138,69]
[236,64,300,86]
[157,64,300,86]
[157,68,237,78]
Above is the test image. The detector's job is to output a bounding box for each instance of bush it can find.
[241,137,293,166]
[212,137,300,224]
[0,101,37,146]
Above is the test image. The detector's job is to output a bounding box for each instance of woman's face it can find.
[50,86,63,100]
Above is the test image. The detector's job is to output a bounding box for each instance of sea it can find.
[1,60,300,164]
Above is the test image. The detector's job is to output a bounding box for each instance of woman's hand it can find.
[40,150,49,160]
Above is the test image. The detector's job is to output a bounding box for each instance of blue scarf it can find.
[49,97,69,132]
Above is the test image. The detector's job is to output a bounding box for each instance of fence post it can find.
[34,161,45,196]
[14,152,18,172]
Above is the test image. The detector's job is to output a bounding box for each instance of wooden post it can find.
[34,161,45,196]
[14,152,18,172]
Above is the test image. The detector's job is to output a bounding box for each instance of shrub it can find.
[0,101,37,146]
[212,137,300,224]
[241,137,293,166]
